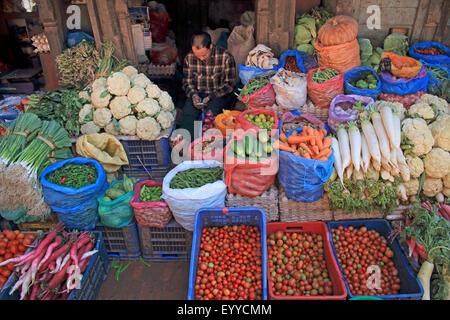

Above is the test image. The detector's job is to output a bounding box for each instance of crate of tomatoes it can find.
[266,222,347,299]
[327,219,424,300]
[188,207,267,300]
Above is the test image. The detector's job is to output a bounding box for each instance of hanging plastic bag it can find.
[307,67,344,109]
[380,65,429,95]
[344,66,381,100]
[270,68,307,110]
[97,180,134,229]
[408,41,450,66]
[162,160,227,231]
[328,94,374,133]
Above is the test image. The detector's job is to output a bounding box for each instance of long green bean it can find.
[170,167,223,189]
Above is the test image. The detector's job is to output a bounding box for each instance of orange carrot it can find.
[315,147,332,159]
[291,131,298,137]
[275,141,296,153]
[315,156,328,161]
[322,136,332,150]
[287,135,314,145]
[303,153,311,159]
[310,135,316,146]
[312,145,319,155]
[279,133,287,142]
[316,135,323,150]
[294,151,301,156]
[299,142,313,155]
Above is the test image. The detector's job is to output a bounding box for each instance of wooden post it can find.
[411,0,431,43]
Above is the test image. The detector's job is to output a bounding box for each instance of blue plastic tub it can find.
[187,207,268,300]
[327,219,424,300]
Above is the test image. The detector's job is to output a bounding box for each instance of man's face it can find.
[192,37,212,61]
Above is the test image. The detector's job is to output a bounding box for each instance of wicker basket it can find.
[147,62,176,77]
[297,99,329,123]
[225,184,279,222]
[278,187,333,222]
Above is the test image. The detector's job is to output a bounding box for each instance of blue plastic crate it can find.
[188,207,268,300]
[94,221,141,259]
[327,219,424,300]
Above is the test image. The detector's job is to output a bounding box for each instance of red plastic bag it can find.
[223,132,278,197]
[130,180,172,228]
[235,109,279,135]
[378,91,426,109]
[149,10,171,43]
[238,82,276,109]
[190,134,224,162]
[306,67,344,109]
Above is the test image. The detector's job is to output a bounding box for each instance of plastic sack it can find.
[41,157,108,209]
[190,134,224,162]
[328,94,374,133]
[298,51,319,73]
[0,207,40,225]
[270,68,307,110]
[423,62,449,95]
[344,66,381,100]
[0,105,20,121]
[97,180,134,229]
[161,160,227,231]
[223,133,278,198]
[228,25,255,76]
[380,65,429,95]
[150,41,178,65]
[276,50,306,73]
[238,82,276,109]
[215,110,241,136]
[51,197,101,231]
[314,38,361,73]
[235,109,279,134]
[76,133,129,174]
[149,10,171,43]
[378,91,426,109]
[278,129,335,203]
[238,64,275,85]
[66,32,94,48]
[130,180,172,228]
[280,110,327,135]
[307,67,344,109]
[381,52,422,79]
[409,41,450,66]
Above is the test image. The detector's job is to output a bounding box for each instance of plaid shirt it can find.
[182,45,236,100]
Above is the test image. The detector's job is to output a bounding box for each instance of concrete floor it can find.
[97,260,190,300]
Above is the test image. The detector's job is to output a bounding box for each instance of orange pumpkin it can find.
[318,15,358,46]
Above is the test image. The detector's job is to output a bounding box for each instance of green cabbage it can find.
[383,33,409,56]
[358,38,373,62]
[296,43,315,55]
[294,25,313,46]
[368,52,381,65]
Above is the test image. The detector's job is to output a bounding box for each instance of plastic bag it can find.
[314,38,361,73]
[378,91,426,109]
[66,32,94,48]
[409,41,450,66]
[97,180,134,229]
[52,197,101,231]
[215,110,241,136]
[298,52,319,73]
[227,25,255,76]
[380,65,429,95]
[76,133,129,174]
[276,50,306,73]
[280,110,327,135]
[41,157,108,209]
[238,82,276,109]
[381,52,422,79]
[238,64,276,85]
[307,67,344,109]
[278,129,335,203]
[328,94,374,133]
[150,41,178,65]
[190,134,224,162]
[344,66,381,100]
[223,133,278,198]
[162,160,227,231]
[235,109,279,134]
[423,62,449,96]
[130,180,172,228]
[149,10,171,43]
[270,68,307,110]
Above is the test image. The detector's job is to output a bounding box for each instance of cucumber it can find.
[266,143,273,154]
[234,140,245,157]
[255,140,263,158]
[244,133,254,156]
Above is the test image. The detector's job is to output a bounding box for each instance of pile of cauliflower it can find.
[78,66,176,140]
[400,94,450,203]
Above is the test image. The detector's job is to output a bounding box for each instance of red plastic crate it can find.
[266,222,347,300]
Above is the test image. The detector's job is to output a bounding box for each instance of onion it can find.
[203,118,211,124]
[205,110,214,118]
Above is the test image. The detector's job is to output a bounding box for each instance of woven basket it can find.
[297,99,329,123]
[278,187,333,222]
[147,62,176,77]
[225,184,279,222]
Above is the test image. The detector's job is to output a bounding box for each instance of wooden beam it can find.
[411,0,431,43]
[114,0,138,65]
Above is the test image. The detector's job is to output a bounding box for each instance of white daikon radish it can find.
[380,105,396,148]
[369,106,392,167]
[392,111,402,150]
[331,136,344,186]
[337,124,351,172]
[396,148,411,182]
[361,117,381,171]
[345,163,354,179]
[348,121,362,173]
[361,134,371,174]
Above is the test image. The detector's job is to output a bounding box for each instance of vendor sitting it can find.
[181,31,237,140]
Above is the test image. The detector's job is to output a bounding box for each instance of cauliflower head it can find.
[93,107,112,128]
[131,73,151,88]
[146,84,161,99]
[136,117,161,140]
[417,94,449,115]
[127,86,147,104]
[402,118,434,156]
[110,96,131,119]
[405,155,424,179]
[136,98,160,117]
[91,87,111,109]
[444,174,450,189]
[157,110,174,130]
[80,121,101,135]
[119,115,138,136]
[122,66,138,79]
[79,104,94,124]
[428,113,450,151]
[423,176,443,197]
[105,120,121,136]
[107,72,131,96]
[404,178,419,196]
[408,102,436,120]
[158,90,175,111]
[78,90,90,102]
[424,147,450,179]
[92,77,107,91]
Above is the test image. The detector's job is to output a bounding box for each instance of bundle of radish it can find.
[0,222,99,300]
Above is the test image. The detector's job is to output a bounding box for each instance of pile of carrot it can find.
[275,126,332,161]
